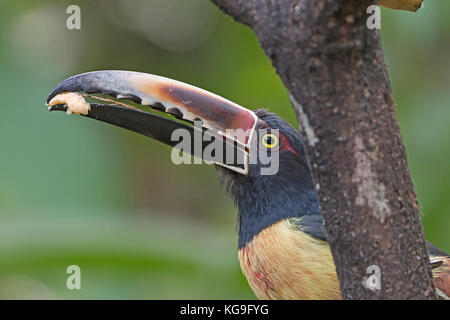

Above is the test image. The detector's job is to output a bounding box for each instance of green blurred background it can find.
[0,0,448,299]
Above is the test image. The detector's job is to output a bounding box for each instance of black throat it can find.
[235,161,320,249]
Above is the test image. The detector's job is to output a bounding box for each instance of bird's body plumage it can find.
[239,218,340,299]
[239,215,449,299]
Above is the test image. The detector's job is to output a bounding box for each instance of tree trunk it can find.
[211,0,436,299]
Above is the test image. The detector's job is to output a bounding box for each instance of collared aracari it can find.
[46,70,449,299]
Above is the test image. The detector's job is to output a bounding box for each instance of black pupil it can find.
[265,136,273,145]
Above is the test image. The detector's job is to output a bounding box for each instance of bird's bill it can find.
[46,70,259,174]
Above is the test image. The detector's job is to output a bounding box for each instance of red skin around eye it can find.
[259,120,298,155]
[279,132,298,156]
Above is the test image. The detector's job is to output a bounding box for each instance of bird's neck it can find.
[236,182,320,249]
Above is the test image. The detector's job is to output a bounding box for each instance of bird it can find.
[46,70,449,300]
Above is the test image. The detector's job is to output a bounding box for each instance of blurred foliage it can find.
[0,0,448,299]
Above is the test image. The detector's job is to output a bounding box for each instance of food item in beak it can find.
[48,92,91,115]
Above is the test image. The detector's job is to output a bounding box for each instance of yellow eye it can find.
[262,133,278,148]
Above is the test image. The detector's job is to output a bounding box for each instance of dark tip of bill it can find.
[46,77,78,103]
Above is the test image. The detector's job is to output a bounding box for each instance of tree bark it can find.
[211,0,436,299]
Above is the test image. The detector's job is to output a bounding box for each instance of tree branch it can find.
[212,0,436,299]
